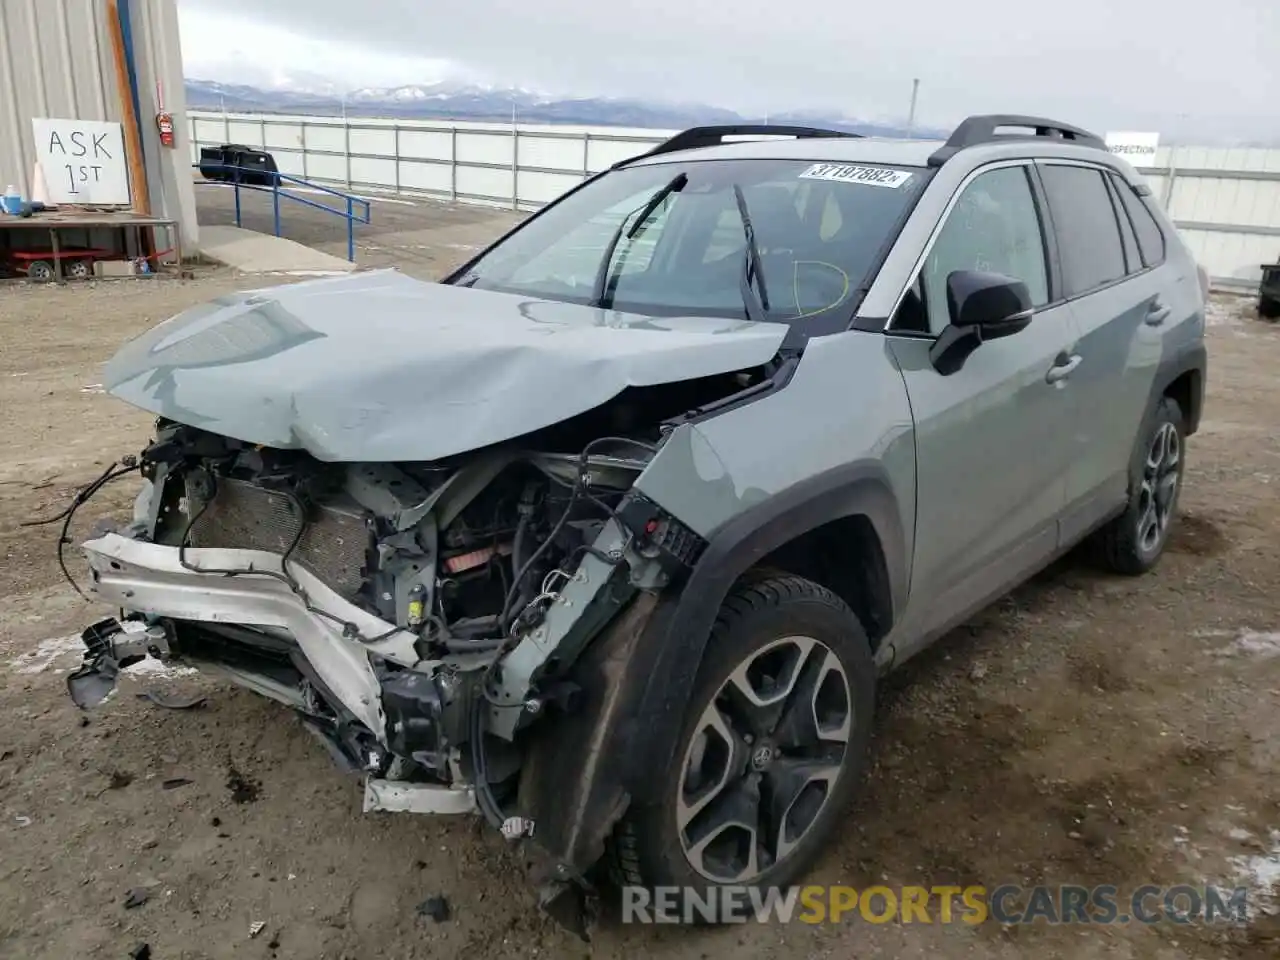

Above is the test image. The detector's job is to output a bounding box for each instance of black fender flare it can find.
[515,460,909,880]
[621,458,909,801]
[1151,340,1207,436]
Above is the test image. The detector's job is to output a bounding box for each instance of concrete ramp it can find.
[198,225,357,274]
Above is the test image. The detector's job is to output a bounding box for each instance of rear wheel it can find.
[609,574,875,908]
[26,260,54,282]
[1091,395,1185,575]
[66,259,92,280]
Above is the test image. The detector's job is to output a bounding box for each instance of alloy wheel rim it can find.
[1137,421,1180,553]
[676,635,852,883]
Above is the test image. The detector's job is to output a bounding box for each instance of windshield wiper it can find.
[732,184,770,323]
[593,172,688,308]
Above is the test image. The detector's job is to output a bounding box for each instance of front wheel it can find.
[1091,395,1185,575]
[609,574,875,904]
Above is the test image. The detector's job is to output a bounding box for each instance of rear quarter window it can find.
[1108,172,1167,268]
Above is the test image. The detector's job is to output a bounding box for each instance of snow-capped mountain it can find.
[183,78,942,138]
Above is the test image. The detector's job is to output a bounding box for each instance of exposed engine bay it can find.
[65,370,750,846]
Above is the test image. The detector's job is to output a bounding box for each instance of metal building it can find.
[0,0,197,249]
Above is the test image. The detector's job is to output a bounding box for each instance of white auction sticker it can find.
[798,163,913,188]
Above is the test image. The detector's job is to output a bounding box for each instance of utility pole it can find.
[906,78,920,137]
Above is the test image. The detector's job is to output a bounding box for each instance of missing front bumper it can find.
[80,533,423,740]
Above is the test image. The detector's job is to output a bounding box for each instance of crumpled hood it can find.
[102,269,787,462]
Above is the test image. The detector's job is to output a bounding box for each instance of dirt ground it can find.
[1,203,1278,960]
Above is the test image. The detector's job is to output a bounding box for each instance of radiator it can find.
[187,476,371,600]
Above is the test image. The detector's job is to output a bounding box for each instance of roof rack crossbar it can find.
[927,114,1107,167]
[623,124,861,165]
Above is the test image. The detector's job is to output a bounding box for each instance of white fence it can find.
[187,110,1280,290]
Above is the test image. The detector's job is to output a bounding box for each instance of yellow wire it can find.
[790,260,850,319]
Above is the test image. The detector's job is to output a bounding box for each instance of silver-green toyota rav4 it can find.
[65,115,1207,929]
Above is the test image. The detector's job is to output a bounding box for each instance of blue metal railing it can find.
[193,164,372,262]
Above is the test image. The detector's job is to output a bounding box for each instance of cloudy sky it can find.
[178,0,1277,139]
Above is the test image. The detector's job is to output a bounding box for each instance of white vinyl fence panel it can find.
[188,110,1280,289]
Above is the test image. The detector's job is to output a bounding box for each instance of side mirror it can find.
[929,270,1034,375]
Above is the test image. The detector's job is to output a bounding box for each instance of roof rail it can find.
[624,124,861,165]
[927,114,1106,167]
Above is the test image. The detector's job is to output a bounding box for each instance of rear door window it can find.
[1039,164,1127,297]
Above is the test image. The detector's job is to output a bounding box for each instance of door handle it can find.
[1144,300,1172,326]
[1046,353,1082,384]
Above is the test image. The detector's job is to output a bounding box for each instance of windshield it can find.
[452,157,928,327]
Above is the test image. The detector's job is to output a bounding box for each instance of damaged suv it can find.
[65,115,1207,928]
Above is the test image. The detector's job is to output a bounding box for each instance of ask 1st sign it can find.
[31,118,131,205]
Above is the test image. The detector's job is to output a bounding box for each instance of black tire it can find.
[607,573,876,910]
[1091,395,1185,575]
[26,260,54,282]
[1259,296,1280,320]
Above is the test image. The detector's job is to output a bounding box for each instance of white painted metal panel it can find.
[191,116,226,146]
[456,131,511,166]
[351,156,396,186]
[515,169,585,205]
[397,159,452,194]
[587,136,658,172]
[304,152,348,182]
[1180,229,1280,285]
[349,126,396,156]
[456,164,513,202]
[224,120,264,147]
[398,129,453,162]
[272,149,305,177]
[516,134,583,172]
[263,121,304,151]
[305,123,347,153]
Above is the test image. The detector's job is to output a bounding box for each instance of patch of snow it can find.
[1225,829,1280,917]
[1214,629,1280,660]
[9,631,196,680]
[122,658,199,680]
[9,634,83,674]
[1205,296,1254,327]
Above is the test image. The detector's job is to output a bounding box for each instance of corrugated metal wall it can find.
[0,0,196,244]
[0,0,119,195]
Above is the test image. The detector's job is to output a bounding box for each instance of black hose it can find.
[22,458,141,599]
[468,683,507,829]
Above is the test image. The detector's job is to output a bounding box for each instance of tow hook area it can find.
[66,617,172,709]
